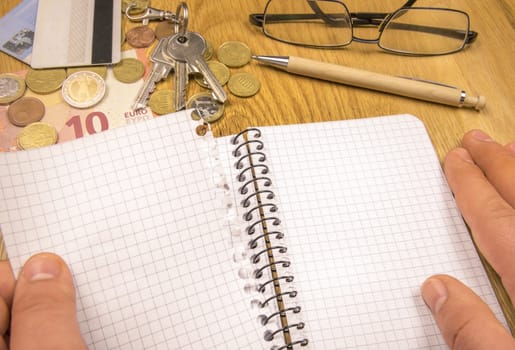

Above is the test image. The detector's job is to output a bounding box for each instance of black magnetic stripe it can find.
[91,0,114,64]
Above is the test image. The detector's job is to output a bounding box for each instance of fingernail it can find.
[23,254,62,281]
[471,130,493,142]
[422,278,448,314]
[452,148,474,164]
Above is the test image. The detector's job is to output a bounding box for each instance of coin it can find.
[155,21,175,39]
[203,40,214,61]
[149,89,175,115]
[112,58,145,83]
[122,0,149,14]
[187,92,225,123]
[67,66,108,79]
[194,61,230,88]
[126,26,155,48]
[216,41,252,68]
[227,72,261,97]
[62,71,106,109]
[25,68,67,94]
[17,122,58,150]
[0,73,26,104]
[7,97,45,127]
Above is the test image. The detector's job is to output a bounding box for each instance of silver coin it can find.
[61,71,106,109]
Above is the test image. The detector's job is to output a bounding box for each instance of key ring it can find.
[125,5,181,26]
[174,2,189,36]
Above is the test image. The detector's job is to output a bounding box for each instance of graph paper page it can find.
[253,115,507,349]
[0,110,265,350]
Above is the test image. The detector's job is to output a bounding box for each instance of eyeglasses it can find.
[249,0,478,56]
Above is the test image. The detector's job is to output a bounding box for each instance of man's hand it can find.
[0,253,87,350]
[422,130,515,349]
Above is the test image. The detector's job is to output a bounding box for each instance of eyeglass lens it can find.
[262,0,470,55]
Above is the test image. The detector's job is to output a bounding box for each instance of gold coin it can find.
[25,68,67,94]
[216,41,252,68]
[17,122,58,150]
[122,0,149,13]
[62,71,106,109]
[194,61,230,88]
[149,89,175,115]
[67,66,108,79]
[203,40,214,61]
[7,96,45,127]
[112,58,145,83]
[227,72,261,97]
[0,73,26,104]
[187,92,225,123]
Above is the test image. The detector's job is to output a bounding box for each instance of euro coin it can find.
[67,66,107,79]
[113,58,145,83]
[216,41,252,68]
[194,61,230,88]
[149,89,174,115]
[0,73,26,104]
[203,40,214,61]
[126,26,155,48]
[187,92,225,123]
[62,71,106,109]
[25,68,66,94]
[17,122,58,150]
[7,96,45,127]
[227,72,261,97]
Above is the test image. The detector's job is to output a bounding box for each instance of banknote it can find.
[0,49,155,152]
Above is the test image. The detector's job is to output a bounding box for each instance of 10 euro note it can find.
[0,50,154,152]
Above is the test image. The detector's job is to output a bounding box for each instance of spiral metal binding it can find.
[231,127,261,145]
[254,260,291,278]
[260,290,297,308]
[233,139,264,157]
[237,164,269,182]
[235,151,267,169]
[248,231,284,249]
[233,128,308,349]
[277,339,310,349]
[241,190,274,208]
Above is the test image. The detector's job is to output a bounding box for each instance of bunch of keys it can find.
[132,2,227,111]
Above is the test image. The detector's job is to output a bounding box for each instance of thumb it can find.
[421,275,514,350]
[10,253,87,350]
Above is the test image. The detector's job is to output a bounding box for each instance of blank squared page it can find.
[0,110,265,350]
[259,115,506,349]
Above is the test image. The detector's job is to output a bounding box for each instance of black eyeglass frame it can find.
[249,0,478,55]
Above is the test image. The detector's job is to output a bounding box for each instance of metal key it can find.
[132,38,174,110]
[166,31,227,105]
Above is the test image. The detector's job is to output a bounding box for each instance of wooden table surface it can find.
[1,2,514,233]
[0,0,514,331]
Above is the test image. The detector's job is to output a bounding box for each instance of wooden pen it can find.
[252,55,486,110]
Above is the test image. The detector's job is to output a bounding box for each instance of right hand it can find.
[421,130,515,349]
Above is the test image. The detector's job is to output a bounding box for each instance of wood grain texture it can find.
[0,0,514,326]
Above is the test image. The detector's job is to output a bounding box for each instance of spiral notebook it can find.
[0,110,508,349]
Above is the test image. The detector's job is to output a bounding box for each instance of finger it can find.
[443,147,515,298]
[0,260,16,307]
[10,253,87,350]
[421,275,515,350]
[0,261,14,350]
[462,130,515,207]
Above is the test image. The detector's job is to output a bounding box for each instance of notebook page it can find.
[0,110,265,349]
[252,115,506,349]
